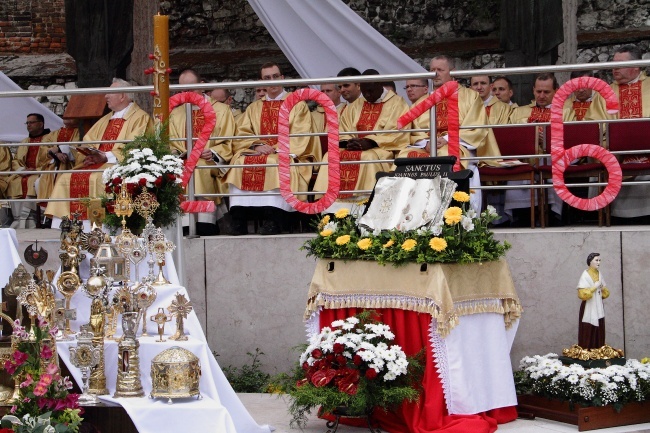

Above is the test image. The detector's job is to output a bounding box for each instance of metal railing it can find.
[1,58,650,212]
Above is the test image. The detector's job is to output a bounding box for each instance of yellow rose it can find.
[335,208,350,219]
[357,238,372,250]
[429,237,447,252]
[383,239,394,248]
[335,235,351,245]
[453,191,470,203]
[401,239,417,251]
[444,206,462,225]
[320,229,333,237]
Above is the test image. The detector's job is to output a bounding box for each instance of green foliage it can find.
[220,349,271,393]
[302,202,510,267]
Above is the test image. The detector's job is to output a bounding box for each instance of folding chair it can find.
[538,123,606,226]
[479,125,538,228]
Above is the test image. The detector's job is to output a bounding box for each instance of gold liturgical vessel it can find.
[150,346,202,404]
[114,311,145,398]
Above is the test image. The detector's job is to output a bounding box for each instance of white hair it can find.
[111,77,134,101]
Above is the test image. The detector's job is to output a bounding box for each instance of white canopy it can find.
[0,71,63,142]
[246,0,427,98]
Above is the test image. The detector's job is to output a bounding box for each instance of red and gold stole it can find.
[21,136,44,197]
[436,99,449,136]
[407,150,429,158]
[572,101,591,121]
[191,109,205,138]
[485,105,492,117]
[57,127,75,143]
[70,118,125,218]
[242,100,283,191]
[618,81,642,119]
[528,106,551,123]
[337,102,383,198]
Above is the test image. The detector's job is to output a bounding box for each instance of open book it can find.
[72,146,103,156]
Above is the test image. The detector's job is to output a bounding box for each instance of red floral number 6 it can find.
[550,77,622,211]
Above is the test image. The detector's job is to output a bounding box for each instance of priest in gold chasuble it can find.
[224,62,320,235]
[313,69,409,213]
[45,78,153,221]
[609,45,650,218]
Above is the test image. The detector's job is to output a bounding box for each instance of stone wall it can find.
[0,0,66,54]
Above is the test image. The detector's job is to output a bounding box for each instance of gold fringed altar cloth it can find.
[305,259,522,338]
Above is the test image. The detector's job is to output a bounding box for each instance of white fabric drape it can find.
[0,228,22,289]
[246,0,427,99]
[0,72,63,142]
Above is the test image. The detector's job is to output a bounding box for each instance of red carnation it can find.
[333,343,345,354]
[353,355,363,365]
[311,349,323,359]
[112,177,122,185]
[335,355,347,366]
[154,176,163,188]
[139,178,148,187]
[167,173,176,181]
[105,185,112,193]
[365,368,378,380]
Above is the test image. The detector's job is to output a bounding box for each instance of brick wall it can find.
[0,0,66,54]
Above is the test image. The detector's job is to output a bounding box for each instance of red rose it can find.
[105,185,112,193]
[335,355,347,366]
[154,176,163,188]
[167,173,176,181]
[311,349,323,359]
[112,177,122,185]
[326,353,335,362]
[353,355,363,366]
[114,185,121,194]
[365,368,378,380]
[139,178,148,187]
[106,202,115,213]
[127,183,137,194]
[333,343,345,354]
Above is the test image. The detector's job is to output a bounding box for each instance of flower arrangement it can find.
[303,192,510,266]
[1,318,82,433]
[515,353,650,411]
[273,312,422,427]
[100,131,185,233]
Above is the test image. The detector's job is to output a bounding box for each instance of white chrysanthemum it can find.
[331,320,345,328]
[323,221,339,232]
[359,351,375,362]
[461,215,474,231]
[346,317,360,325]
[141,147,154,156]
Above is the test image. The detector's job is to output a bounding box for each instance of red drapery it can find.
[318,307,517,433]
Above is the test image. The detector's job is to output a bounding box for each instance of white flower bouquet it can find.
[277,311,422,427]
[515,353,650,409]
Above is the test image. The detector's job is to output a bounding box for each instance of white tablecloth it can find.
[0,228,22,289]
[57,284,272,433]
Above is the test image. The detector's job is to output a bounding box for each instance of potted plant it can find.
[274,311,422,428]
[100,131,185,234]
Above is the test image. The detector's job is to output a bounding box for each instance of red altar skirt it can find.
[319,308,517,433]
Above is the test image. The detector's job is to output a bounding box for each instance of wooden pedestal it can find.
[517,394,650,431]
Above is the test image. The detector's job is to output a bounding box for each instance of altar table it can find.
[306,259,522,433]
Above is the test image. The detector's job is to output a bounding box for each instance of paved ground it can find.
[239,393,650,433]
